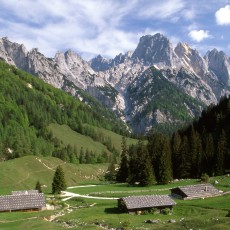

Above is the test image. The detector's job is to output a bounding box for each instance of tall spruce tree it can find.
[171,132,181,179]
[148,133,172,184]
[105,159,116,181]
[157,136,172,184]
[52,165,67,194]
[35,180,42,193]
[136,141,155,186]
[116,137,129,182]
[215,130,226,176]
[202,133,215,176]
[127,144,138,185]
[178,136,191,178]
[189,127,202,178]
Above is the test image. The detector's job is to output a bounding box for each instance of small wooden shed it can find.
[118,195,176,214]
[0,190,46,212]
[170,183,221,200]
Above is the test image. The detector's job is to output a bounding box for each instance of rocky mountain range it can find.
[0,33,230,134]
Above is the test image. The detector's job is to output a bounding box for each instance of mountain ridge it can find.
[1,33,230,134]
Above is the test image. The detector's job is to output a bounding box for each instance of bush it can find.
[143,210,149,215]
[150,208,158,214]
[161,208,171,215]
[200,173,209,183]
[121,219,131,230]
[226,210,230,217]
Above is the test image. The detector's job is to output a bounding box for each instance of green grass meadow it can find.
[0,156,230,229]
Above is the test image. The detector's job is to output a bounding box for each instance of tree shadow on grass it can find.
[104,207,123,214]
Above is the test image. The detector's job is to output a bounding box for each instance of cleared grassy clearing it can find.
[48,123,139,155]
[0,156,107,195]
[67,179,198,195]
[48,124,108,155]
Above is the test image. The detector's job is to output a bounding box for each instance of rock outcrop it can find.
[1,34,230,134]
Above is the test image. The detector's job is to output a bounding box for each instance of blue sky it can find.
[1,0,230,60]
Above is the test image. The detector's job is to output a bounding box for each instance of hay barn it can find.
[170,183,221,200]
[0,190,46,212]
[118,195,176,214]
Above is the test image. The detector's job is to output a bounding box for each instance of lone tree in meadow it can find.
[35,180,42,193]
[52,165,67,194]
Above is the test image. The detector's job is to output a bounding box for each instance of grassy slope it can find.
[93,126,139,152]
[48,123,138,154]
[48,124,108,154]
[0,156,107,195]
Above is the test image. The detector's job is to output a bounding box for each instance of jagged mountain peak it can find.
[89,54,111,72]
[205,48,228,59]
[205,48,230,85]
[131,33,177,67]
[1,34,230,134]
[174,42,208,76]
[175,42,193,56]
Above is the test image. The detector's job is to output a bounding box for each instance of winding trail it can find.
[35,157,66,171]
[61,185,118,201]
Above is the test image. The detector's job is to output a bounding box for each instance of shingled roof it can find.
[171,183,220,199]
[121,195,176,210]
[12,190,39,195]
[0,191,46,212]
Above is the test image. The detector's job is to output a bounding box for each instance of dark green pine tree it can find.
[178,136,191,179]
[215,130,226,176]
[147,133,164,182]
[127,144,138,185]
[157,136,172,184]
[189,127,202,178]
[35,180,42,193]
[104,159,117,181]
[136,141,155,186]
[202,133,215,176]
[116,137,129,182]
[171,132,181,179]
[148,133,172,184]
[52,165,67,194]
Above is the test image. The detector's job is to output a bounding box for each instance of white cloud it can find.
[188,30,211,42]
[138,0,185,19]
[0,0,140,59]
[183,9,196,20]
[215,5,230,25]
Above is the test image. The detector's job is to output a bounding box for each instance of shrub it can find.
[121,219,131,230]
[143,210,149,215]
[226,210,230,217]
[200,173,209,183]
[161,208,171,215]
[150,208,158,214]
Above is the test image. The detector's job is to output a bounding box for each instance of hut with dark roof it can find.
[170,183,222,200]
[118,195,176,214]
[0,190,46,212]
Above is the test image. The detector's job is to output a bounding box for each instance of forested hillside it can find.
[0,61,128,162]
[171,96,230,178]
[117,96,230,185]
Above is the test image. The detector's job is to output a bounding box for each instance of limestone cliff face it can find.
[131,33,178,67]
[174,42,208,76]
[204,49,230,86]
[1,34,230,134]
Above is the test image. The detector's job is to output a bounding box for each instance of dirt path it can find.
[61,190,118,201]
[35,157,67,171]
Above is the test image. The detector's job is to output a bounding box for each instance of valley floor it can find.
[1,177,230,230]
